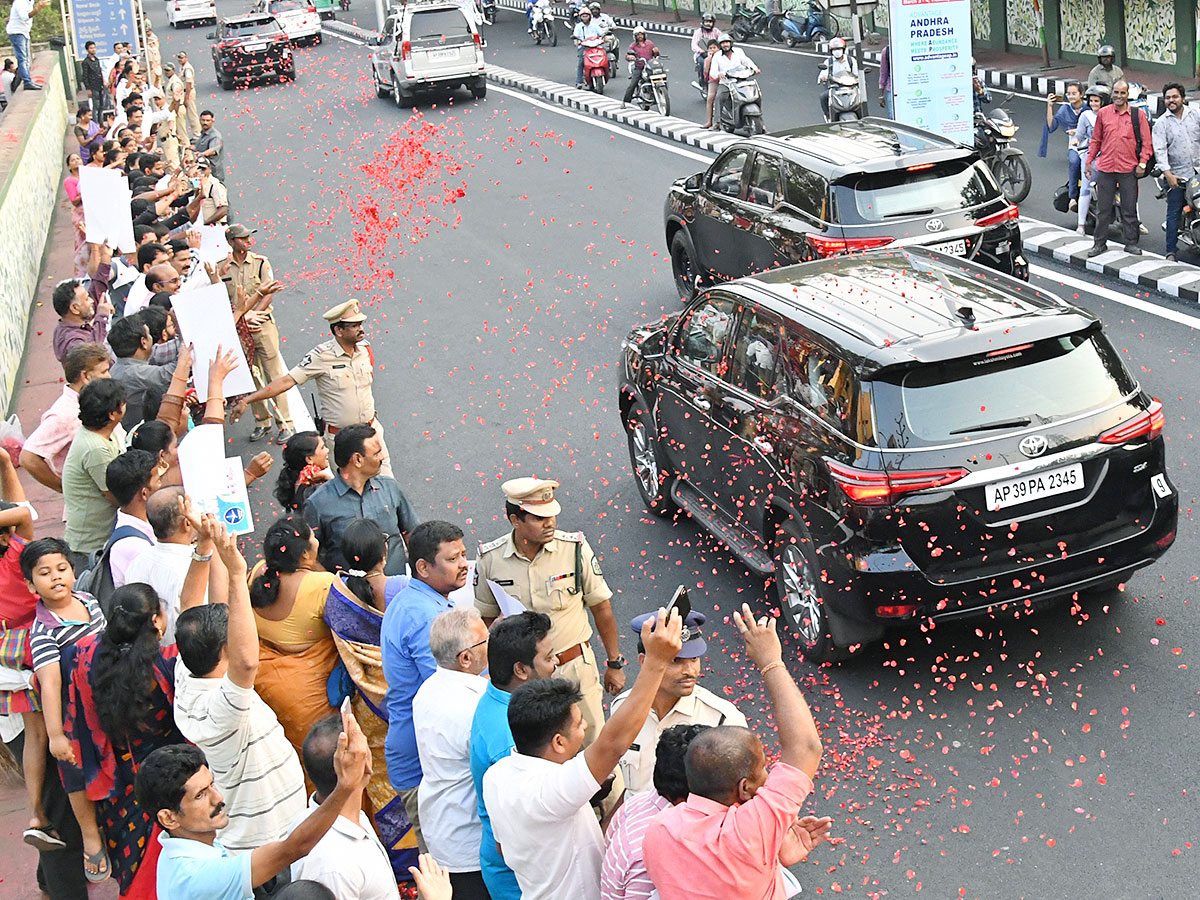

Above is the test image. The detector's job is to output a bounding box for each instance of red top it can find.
[1086,104,1153,174]
[0,535,40,630]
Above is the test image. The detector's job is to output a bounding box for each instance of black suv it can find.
[620,249,1176,661]
[209,14,295,90]
[665,118,1028,301]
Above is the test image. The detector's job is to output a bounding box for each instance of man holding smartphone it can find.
[612,603,746,795]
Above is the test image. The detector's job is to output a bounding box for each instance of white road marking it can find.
[1028,263,1200,329]
[325,27,365,45]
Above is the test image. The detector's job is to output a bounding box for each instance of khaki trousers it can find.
[556,641,624,814]
[248,316,293,429]
[398,785,428,855]
[185,93,200,137]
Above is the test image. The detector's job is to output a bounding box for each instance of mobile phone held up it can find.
[666,585,691,623]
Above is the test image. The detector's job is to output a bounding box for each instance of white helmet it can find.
[829,37,846,51]
[632,26,646,37]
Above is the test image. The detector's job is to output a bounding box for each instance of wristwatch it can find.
[606,655,626,670]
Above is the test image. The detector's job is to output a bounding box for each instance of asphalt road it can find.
[154,5,1199,896]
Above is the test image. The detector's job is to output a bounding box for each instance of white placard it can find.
[192,225,232,265]
[170,283,256,402]
[78,166,136,253]
[178,427,255,536]
[887,0,974,141]
[486,579,528,617]
[285,385,316,433]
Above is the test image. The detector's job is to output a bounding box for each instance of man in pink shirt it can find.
[643,603,832,900]
[1085,79,1153,257]
[20,343,114,493]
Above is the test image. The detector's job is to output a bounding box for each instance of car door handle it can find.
[752,436,774,454]
[719,212,735,223]
[692,395,712,411]
[761,228,779,239]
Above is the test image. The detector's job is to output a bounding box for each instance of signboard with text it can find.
[887,0,973,142]
[69,0,139,58]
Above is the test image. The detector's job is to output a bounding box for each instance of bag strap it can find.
[109,524,153,547]
[1132,106,1144,164]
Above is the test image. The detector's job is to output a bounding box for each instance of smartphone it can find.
[189,177,200,190]
[665,585,692,622]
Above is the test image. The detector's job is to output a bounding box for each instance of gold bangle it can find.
[760,661,786,677]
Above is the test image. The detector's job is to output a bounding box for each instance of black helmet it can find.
[1085,83,1110,103]
[701,11,715,26]
[1097,43,1115,60]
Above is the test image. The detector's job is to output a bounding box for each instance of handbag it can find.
[1052,183,1071,213]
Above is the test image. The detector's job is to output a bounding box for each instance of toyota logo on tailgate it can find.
[1019,435,1048,458]
[925,218,946,233]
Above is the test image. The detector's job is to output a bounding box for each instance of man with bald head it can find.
[643,603,832,900]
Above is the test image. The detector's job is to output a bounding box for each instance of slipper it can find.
[23,826,67,851]
[83,848,111,883]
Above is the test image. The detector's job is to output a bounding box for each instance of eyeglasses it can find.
[459,637,489,655]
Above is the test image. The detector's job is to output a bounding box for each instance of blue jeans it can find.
[1067,148,1082,200]
[9,33,34,87]
[576,47,584,85]
[1165,184,1185,254]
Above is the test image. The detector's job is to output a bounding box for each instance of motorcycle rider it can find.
[573,7,606,89]
[526,0,537,33]
[972,57,992,113]
[622,27,660,105]
[589,1,619,65]
[1087,44,1123,92]
[1151,82,1200,261]
[1071,85,1106,234]
[710,36,759,125]
[690,12,723,92]
[817,36,860,121]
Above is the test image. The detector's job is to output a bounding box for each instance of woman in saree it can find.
[247,516,340,758]
[63,153,88,277]
[324,517,418,886]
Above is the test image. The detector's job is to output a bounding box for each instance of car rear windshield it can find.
[272,0,307,10]
[834,160,1000,224]
[225,19,282,35]
[409,9,471,41]
[869,331,1138,448]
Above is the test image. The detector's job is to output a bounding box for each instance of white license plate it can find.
[245,42,267,51]
[427,48,457,60]
[929,238,967,256]
[985,463,1084,511]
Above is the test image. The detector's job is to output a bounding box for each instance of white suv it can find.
[369,1,486,108]
[167,0,217,27]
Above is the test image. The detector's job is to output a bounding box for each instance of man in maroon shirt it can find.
[1085,80,1153,256]
[51,244,114,363]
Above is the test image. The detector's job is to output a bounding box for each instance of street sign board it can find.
[68,0,139,58]
[886,0,973,142]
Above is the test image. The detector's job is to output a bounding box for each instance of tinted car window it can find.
[834,160,999,223]
[677,294,736,376]
[730,308,783,399]
[783,162,827,219]
[225,19,282,36]
[871,331,1138,448]
[271,0,306,10]
[784,335,855,431]
[410,9,471,42]
[746,155,782,208]
[708,150,750,199]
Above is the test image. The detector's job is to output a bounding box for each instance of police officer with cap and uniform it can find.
[612,607,747,795]
[474,476,625,749]
[231,299,392,478]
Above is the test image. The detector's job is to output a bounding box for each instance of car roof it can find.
[222,12,276,23]
[733,118,976,181]
[730,248,1096,372]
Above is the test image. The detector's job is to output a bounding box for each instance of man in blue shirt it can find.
[572,8,606,89]
[469,611,560,900]
[381,520,470,853]
[137,705,372,900]
[303,423,419,575]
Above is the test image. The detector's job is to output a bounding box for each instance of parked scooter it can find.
[975,92,1031,203]
[775,0,836,46]
[531,0,556,45]
[730,3,776,42]
[1156,171,1200,255]
[581,36,610,93]
[630,55,670,116]
[717,65,765,134]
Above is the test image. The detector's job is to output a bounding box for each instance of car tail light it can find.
[307,3,316,9]
[975,204,1020,227]
[473,31,481,46]
[876,604,919,617]
[808,234,894,258]
[826,460,968,506]
[401,39,411,59]
[1156,529,1176,549]
[1098,398,1164,444]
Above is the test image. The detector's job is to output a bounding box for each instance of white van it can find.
[369,1,486,107]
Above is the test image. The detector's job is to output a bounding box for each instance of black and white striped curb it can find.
[1021,219,1200,302]
[487,63,742,152]
[324,17,377,41]
[495,0,695,36]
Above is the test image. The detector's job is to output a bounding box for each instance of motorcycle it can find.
[629,55,670,116]
[730,3,776,42]
[531,0,556,45]
[775,0,837,46]
[975,92,1031,204]
[581,37,610,93]
[1156,171,1200,255]
[480,0,496,24]
[1127,81,1155,128]
[820,69,864,122]
[717,65,765,135]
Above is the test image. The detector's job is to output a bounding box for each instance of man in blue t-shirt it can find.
[381,520,470,853]
[470,611,560,900]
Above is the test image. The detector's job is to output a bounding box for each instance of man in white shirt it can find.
[412,608,489,899]
[290,714,397,900]
[104,448,160,587]
[482,607,683,900]
[5,0,50,90]
[709,36,758,82]
[173,529,306,853]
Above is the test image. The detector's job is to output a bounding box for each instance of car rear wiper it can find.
[948,416,1032,435]
[880,208,935,218]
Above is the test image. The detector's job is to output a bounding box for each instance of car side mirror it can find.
[685,173,703,191]
[206,31,218,39]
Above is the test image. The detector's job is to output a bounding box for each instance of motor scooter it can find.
[821,70,864,121]
[581,37,610,93]
[717,65,765,134]
[531,0,556,44]
[776,0,835,46]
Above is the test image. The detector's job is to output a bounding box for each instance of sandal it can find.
[83,848,111,883]
[23,826,67,851]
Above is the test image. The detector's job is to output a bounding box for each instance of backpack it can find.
[73,525,154,617]
[1132,106,1156,177]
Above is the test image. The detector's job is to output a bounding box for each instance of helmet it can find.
[588,2,601,10]
[701,12,715,26]
[632,25,645,37]
[829,37,846,51]
[1097,43,1114,59]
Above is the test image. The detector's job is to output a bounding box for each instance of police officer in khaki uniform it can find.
[231,299,392,478]
[221,223,293,444]
[612,608,747,795]
[474,477,625,749]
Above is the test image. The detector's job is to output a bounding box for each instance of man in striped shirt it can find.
[600,724,709,900]
[173,535,306,854]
